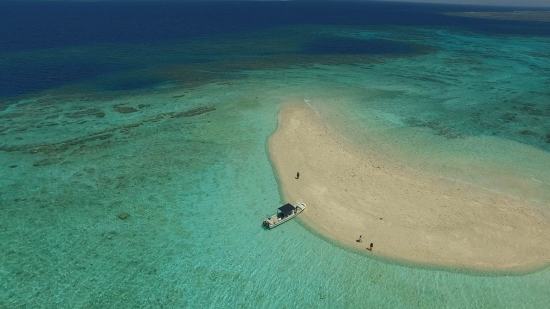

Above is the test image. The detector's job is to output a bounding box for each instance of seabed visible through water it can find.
[1,1,550,307]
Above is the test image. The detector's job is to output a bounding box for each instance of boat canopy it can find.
[278,203,296,216]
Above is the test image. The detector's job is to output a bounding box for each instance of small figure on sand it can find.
[367,243,374,251]
[295,172,300,179]
[356,235,363,243]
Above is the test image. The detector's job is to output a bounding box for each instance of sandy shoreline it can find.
[269,102,550,272]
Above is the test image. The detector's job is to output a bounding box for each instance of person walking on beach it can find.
[295,172,300,179]
[367,243,374,251]
[357,235,363,243]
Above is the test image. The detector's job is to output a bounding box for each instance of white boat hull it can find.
[263,202,306,229]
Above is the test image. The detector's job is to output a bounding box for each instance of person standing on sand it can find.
[295,172,300,179]
[367,243,373,251]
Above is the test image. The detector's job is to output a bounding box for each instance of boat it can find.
[262,202,306,229]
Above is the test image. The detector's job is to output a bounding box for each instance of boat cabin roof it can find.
[278,203,296,216]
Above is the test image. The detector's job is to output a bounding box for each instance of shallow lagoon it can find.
[1,1,550,307]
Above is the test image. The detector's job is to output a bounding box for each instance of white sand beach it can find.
[269,102,550,272]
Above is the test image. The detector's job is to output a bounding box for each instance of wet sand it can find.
[269,102,550,272]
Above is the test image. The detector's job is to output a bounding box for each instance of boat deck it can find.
[263,202,306,229]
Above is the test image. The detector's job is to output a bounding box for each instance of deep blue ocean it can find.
[2,0,550,98]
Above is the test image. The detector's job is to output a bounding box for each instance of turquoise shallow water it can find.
[2,80,550,308]
[2,4,550,307]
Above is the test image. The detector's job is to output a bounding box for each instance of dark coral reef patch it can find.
[64,108,106,119]
[0,105,217,156]
[303,37,432,56]
[114,105,139,114]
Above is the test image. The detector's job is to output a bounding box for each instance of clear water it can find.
[1,1,550,307]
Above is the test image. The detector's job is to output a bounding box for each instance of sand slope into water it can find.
[269,103,550,272]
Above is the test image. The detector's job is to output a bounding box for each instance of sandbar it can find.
[269,102,550,272]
